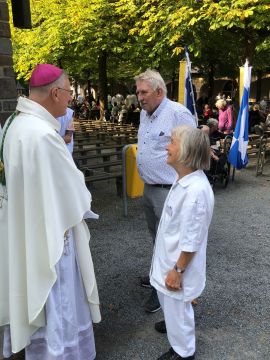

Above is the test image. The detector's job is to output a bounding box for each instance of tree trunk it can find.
[171,72,176,101]
[74,80,78,99]
[87,79,92,101]
[98,50,108,120]
[243,28,256,66]
[256,70,262,102]
[207,63,215,100]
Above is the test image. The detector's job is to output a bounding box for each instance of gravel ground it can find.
[1,157,270,360]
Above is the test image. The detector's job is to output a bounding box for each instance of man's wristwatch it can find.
[174,264,185,274]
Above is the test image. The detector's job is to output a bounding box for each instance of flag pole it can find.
[228,59,251,170]
[185,47,198,126]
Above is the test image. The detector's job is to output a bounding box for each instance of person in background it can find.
[202,104,213,122]
[248,104,265,133]
[215,99,234,134]
[206,118,226,145]
[57,107,75,154]
[0,64,101,360]
[259,96,268,114]
[151,125,214,360]
[135,69,196,313]
[111,102,120,123]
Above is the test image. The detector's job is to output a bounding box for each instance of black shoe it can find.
[158,347,195,360]
[140,275,152,289]
[6,350,25,360]
[144,290,161,313]
[155,319,167,333]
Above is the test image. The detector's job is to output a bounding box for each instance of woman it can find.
[202,104,213,121]
[150,126,214,360]
[215,99,234,134]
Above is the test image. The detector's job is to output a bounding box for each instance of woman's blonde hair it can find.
[215,99,226,109]
[172,125,210,170]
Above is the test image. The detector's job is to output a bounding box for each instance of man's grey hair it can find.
[29,71,68,96]
[134,69,167,96]
[172,125,210,170]
[207,118,218,128]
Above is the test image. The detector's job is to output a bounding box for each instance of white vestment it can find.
[0,97,101,353]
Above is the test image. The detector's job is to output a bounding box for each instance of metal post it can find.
[122,144,131,216]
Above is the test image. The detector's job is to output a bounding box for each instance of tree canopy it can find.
[9,0,270,103]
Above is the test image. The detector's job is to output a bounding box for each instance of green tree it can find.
[10,0,137,115]
[120,0,270,96]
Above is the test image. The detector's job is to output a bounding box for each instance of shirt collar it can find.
[174,170,204,188]
[147,97,168,119]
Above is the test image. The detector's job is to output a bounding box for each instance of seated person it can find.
[248,104,265,133]
[207,118,226,146]
[200,120,227,182]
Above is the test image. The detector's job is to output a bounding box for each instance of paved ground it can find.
[1,157,270,360]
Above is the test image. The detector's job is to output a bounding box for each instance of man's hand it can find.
[165,269,182,291]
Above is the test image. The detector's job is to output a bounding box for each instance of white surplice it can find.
[0,97,101,354]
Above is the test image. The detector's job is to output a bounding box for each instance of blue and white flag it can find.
[184,47,197,121]
[228,61,252,169]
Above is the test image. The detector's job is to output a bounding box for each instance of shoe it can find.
[144,290,161,313]
[140,275,152,289]
[191,298,199,306]
[157,347,195,360]
[155,319,167,333]
[8,350,25,360]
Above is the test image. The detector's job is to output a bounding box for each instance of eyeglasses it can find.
[57,87,73,96]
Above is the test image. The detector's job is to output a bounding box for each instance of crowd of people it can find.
[0,64,269,360]
[69,91,141,126]
[70,86,270,139]
[198,93,270,136]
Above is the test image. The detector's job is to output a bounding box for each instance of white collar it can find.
[175,170,204,188]
[16,97,60,133]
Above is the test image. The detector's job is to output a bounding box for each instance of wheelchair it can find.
[205,135,233,188]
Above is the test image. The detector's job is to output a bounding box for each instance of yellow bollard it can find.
[125,144,144,198]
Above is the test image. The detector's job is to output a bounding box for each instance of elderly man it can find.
[135,69,196,313]
[151,126,214,360]
[0,64,100,360]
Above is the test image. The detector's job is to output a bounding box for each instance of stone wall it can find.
[0,0,17,128]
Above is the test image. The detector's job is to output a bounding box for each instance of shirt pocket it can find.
[150,133,170,153]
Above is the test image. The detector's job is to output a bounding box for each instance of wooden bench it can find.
[75,150,122,163]
[73,143,124,195]
[71,120,139,194]
[74,131,137,144]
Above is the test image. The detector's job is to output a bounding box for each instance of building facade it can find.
[0,0,17,128]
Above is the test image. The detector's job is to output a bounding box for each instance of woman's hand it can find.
[165,269,182,291]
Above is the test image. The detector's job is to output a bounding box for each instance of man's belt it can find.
[147,184,172,189]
